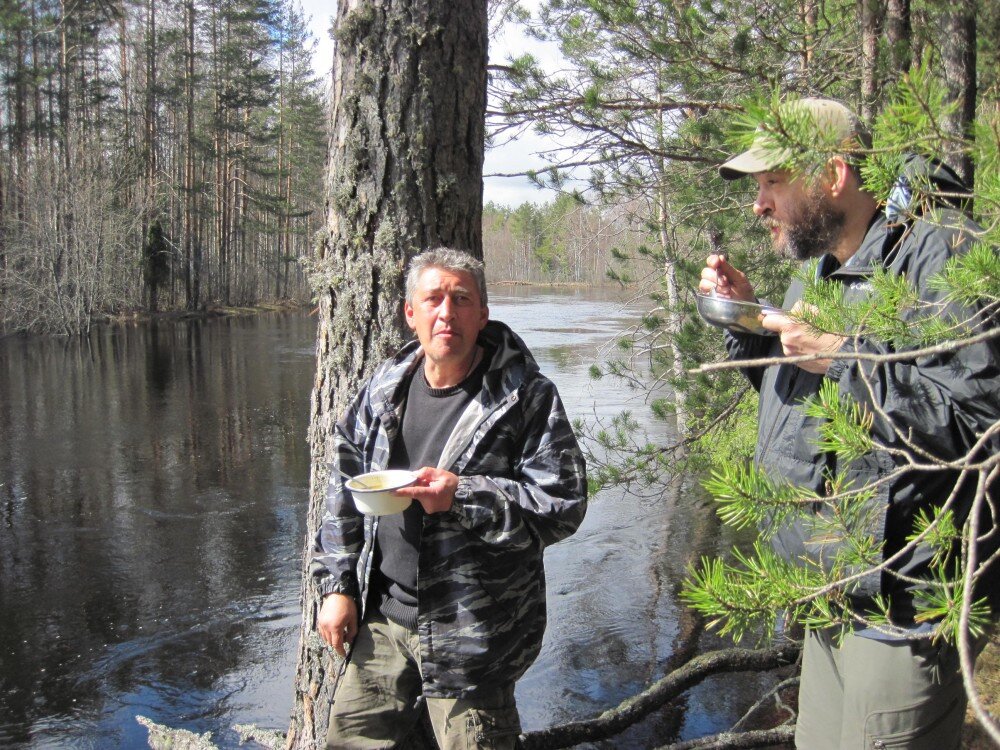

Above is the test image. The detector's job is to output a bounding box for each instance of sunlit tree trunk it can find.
[276,24,287,300]
[143,0,158,246]
[655,82,688,437]
[287,0,488,745]
[800,0,817,72]
[183,0,196,309]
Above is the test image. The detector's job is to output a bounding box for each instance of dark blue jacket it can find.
[728,210,1000,621]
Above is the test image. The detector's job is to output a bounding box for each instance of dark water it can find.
[1,290,766,749]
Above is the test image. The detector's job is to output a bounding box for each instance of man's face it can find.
[404,267,488,366]
[752,171,846,260]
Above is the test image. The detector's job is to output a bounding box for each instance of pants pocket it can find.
[465,706,521,750]
[865,694,964,750]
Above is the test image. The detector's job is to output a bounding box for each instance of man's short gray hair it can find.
[405,248,488,306]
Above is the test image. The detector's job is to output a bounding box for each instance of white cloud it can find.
[484,6,568,207]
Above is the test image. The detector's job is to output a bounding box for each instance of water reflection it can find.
[0,316,312,748]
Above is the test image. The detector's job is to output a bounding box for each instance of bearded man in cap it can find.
[700,98,999,749]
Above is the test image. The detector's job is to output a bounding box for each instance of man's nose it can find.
[753,187,772,218]
[439,296,455,319]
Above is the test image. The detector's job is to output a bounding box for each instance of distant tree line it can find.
[0,0,327,334]
[483,194,641,284]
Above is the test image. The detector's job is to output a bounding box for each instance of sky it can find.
[295,0,565,208]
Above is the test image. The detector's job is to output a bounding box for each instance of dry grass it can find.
[963,633,1000,749]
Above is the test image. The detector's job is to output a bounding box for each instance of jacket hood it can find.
[886,153,970,222]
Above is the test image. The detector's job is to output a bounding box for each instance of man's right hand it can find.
[699,254,756,302]
[317,593,358,658]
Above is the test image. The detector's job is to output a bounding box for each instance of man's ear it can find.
[824,156,854,198]
[404,300,416,331]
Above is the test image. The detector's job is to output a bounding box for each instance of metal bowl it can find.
[347,469,417,516]
[695,293,782,336]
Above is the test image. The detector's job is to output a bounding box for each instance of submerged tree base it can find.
[98,300,311,327]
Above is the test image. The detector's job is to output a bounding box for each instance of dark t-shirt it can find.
[373,351,490,628]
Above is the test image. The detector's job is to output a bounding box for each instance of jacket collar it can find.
[825,212,895,279]
[371,320,538,417]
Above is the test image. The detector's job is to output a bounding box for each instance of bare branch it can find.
[655,725,796,750]
[518,644,800,750]
[689,325,1000,376]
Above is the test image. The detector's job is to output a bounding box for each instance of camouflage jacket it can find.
[312,320,588,697]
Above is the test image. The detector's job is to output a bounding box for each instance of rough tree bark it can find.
[885,0,910,77]
[858,0,884,121]
[284,0,488,746]
[937,0,976,187]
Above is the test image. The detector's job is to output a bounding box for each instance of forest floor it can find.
[963,632,1000,748]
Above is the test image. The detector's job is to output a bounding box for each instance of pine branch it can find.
[689,320,1000,377]
[958,466,1000,744]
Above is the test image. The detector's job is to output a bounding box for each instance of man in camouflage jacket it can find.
[312,248,587,750]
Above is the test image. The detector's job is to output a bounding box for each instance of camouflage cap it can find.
[719,97,869,180]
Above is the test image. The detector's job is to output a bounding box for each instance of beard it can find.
[769,185,847,261]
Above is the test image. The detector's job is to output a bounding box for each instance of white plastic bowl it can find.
[347,469,417,516]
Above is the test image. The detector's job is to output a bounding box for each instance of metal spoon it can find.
[334,466,374,489]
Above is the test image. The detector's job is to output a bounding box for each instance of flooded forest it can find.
[3,0,1000,747]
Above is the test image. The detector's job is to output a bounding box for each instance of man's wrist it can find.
[317,576,357,599]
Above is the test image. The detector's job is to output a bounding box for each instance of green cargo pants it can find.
[795,627,969,749]
[326,612,522,750]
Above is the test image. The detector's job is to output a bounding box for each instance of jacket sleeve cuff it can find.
[317,575,358,599]
[449,475,504,528]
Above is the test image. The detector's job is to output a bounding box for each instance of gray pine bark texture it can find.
[859,0,883,121]
[938,0,977,186]
[286,0,488,746]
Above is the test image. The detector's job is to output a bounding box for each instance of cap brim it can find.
[718,145,790,180]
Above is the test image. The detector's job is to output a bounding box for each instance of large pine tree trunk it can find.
[885,0,910,76]
[285,0,488,746]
